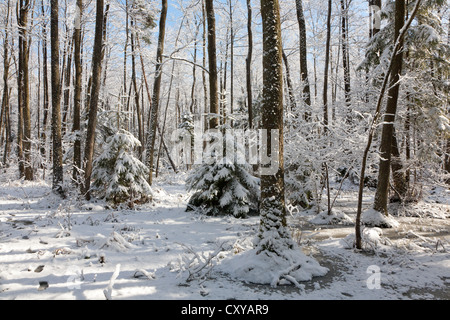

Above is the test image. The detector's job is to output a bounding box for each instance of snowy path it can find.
[0,176,449,300]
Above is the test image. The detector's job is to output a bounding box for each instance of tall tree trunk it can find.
[201,0,208,131]
[220,35,229,127]
[322,0,332,131]
[295,0,312,120]
[23,0,33,180]
[258,0,291,254]
[146,0,168,185]
[445,20,450,184]
[445,138,450,184]
[62,37,73,136]
[189,19,200,114]
[83,0,105,199]
[122,0,129,129]
[356,0,421,248]
[40,0,49,159]
[1,0,11,166]
[2,89,12,166]
[17,0,33,180]
[51,0,64,194]
[282,49,297,111]
[341,0,352,124]
[16,1,24,178]
[373,0,406,215]
[246,0,253,129]
[72,0,83,186]
[205,0,219,130]
[229,0,234,122]
[391,128,407,200]
[130,16,143,158]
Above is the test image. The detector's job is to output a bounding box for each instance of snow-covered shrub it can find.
[361,208,399,228]
[309,209,354,225]
[341,227,393,251]
[91,129,152,206]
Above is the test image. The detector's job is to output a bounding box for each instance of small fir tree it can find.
[91,129,152,206]
[186,132,260,218]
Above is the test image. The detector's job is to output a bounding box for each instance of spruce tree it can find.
[92,129,152,206]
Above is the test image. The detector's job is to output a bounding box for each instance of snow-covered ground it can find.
[0,170,449,300]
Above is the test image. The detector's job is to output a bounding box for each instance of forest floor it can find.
[0,168,449,300]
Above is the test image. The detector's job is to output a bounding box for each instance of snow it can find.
[0,172,449,300]
[362,208,400,228]
[309,209,354,226]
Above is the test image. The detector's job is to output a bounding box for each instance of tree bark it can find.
[130,16,144,159]
[282,49,297,111]
[246,0,253,129]
[51,0,64,194]
[341,0,352,124]
[205,0,219,130]
[373,0,406,215]
[391,128,407,200]
[72,0,83,186]
[1,0,11,165]
[40,0,49,160]
[444,16,450,184]
[18,0,33,180]
[295,0,312,120]
[229,0,234,122]
[62,37,73,136]
[322,0,332,131]
[146,0,168,186]
[258,0,291,254]
[83,0,105,199]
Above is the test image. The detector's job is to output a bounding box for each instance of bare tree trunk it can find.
[258,0,291,254]
[373,0,406,215]
[51,0,64,194]
[445,138,450,184]
[122,0,129,129]
[322,0,332,131]
[229,0,234,122]
[443,16,450,184]
[156,16,185,176]
[83,0,105,199]
[1,0,11,166]
[40,0,49,159]
[201,0,208,131]
[356,0,421,248]
[62,37,73,136]
[282,49,297,111]
[189,19,200,114]
[295,0,312,120]
[341,0,352,124]
[146,0,168,185]
[136,35,151,137]
[72,0,82,186]
[18,0,33,180]
[2,89,12,166]
[205,0,219,130]
[391,128,407,200]
[130,16,144,158]
[246,0,253,129]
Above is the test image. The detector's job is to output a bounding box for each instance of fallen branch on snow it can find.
[103,264,121,300]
